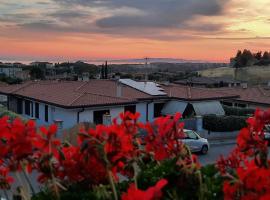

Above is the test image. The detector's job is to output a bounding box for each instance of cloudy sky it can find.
[0,0,270,62]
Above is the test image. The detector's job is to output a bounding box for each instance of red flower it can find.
[33,124,61,159]
[122,179,168,200]
[0,166,14,189]
[144,113,186,161]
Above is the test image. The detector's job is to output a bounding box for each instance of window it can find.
[124,105,136,114]
[93,110,110,124]
[221,101,233,107]
[31,102,33,117]
[25,100,30,115]
[35,103,39,119]
[184,130,198,140]
[154,103,165,118]
[236,103,247,108]
[17,98,23,114]
[45,105,48,122]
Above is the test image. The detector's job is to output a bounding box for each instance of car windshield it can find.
[184,130,198,140]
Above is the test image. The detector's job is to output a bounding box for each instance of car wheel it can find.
[201,145,208,155]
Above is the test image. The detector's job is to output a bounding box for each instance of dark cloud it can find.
[1,0,230,40]
[53,0,228,28]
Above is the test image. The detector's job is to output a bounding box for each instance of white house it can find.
[0,79,237,130]
[0,66,23,78]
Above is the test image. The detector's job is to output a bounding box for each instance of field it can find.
[198,65,270,84]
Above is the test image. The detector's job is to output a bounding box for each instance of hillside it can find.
[198,65,270,84]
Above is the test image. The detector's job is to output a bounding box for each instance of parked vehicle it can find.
[182,129,210,154]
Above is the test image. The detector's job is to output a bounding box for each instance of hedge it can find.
[223,105,255,116]
[203,114,247,132]
[0,106,25,120]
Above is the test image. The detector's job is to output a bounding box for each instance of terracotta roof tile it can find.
[0,80,238,108]
[216,86,270,106]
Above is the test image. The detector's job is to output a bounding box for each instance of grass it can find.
[198,65,270,84]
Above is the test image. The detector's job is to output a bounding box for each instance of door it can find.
[93,110,110,124]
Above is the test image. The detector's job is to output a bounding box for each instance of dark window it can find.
[25,100,30,115]
[93,110,110,124]
[31,102,33,117]
[17,98,23,114]
[124,105,136,114]
[45,105,48,122]
[35,103,39,119]
[222,101,233,107]
[236,103,247,108]
[154,103,165,118]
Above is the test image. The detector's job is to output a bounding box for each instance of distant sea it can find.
[0,58,219,65]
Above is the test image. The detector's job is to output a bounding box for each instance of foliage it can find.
[203,114,247,132]
[223,105,255,116]
[1,109,270,200]
[201,164,223,200]
[0,112,200,200]
[233,49,270,68]
[0,74,22,84]
[0,106,25,120]
[217,109,270,199]
[29,66,45,80]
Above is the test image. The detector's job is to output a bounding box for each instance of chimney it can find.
[241,82,248,89]
[268,81,270,87]
[116,81,122,97]
[82,72,89,82]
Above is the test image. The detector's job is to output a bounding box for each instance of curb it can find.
[209,140,236,146]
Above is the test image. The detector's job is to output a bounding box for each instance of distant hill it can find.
[86,58,211,65]
[198,65,270,84]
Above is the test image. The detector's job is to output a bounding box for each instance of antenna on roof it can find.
[144,57,149,81]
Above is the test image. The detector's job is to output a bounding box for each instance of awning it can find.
[161,101,187,115]
[192,101,225,116]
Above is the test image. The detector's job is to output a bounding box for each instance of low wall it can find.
[198,130,239,141]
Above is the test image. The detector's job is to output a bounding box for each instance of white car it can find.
[182,129,210,154]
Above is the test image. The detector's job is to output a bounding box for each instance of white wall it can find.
[13,98,157,129]
[136,103,147,122]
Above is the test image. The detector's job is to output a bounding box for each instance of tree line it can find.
[232,49,270,68]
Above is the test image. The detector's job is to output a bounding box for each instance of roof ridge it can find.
[11,82,33,93]
[75,81,88,91]
[68,92,86,106]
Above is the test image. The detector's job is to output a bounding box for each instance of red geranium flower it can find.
[122,179,168,200]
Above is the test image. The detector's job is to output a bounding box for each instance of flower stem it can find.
[20,163,35,195]
[108,170,118,200]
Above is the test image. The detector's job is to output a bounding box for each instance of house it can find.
[0,66,23,78]
[30,62,54,69]
[218,86,270,109]
[174,77,242,88]
[0,79,237,129]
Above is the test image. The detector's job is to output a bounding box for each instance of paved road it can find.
[198,143,236,166]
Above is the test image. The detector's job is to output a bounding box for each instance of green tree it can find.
[29,66,45,79]
[262,51,270,60]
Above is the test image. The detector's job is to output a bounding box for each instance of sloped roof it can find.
[0,80,238,108]
[161,84,237,101]
[217,86,270,106]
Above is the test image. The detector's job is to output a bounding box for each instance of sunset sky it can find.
[1,0,270,62]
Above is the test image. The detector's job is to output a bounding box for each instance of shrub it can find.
[203,114,247,132]
[223,105,255,116]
